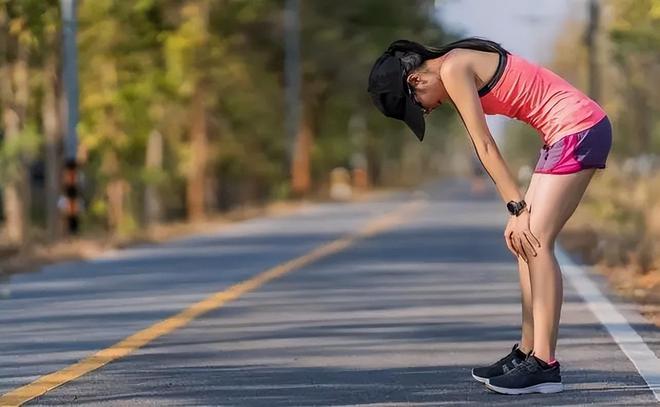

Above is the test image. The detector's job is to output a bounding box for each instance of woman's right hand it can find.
[504,210,540,262]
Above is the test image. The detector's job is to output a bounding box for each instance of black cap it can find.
[367,52,425,141]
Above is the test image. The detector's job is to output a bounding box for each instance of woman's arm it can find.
[440,51,540,261]
[440,52,522,204]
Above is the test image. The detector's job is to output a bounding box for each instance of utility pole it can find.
[284,0,301,182]
[584,0,601,102]
[60,0,81,234]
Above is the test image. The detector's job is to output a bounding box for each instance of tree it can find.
[0,0,49,246]
[607,0,660,155]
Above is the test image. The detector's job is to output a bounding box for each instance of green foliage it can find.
[609,0,660,54]
[0,122,41,183]
[607,0,660,156]
[2,0,457,236]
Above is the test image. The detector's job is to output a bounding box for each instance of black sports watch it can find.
[506,200,527,216]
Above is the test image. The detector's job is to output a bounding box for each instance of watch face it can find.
[507,201,523,215]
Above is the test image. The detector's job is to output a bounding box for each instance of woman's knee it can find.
[528,218,557,251]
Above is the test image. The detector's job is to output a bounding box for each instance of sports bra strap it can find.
[478,50,508,97]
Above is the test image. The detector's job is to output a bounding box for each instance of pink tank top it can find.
[479,53,606,146]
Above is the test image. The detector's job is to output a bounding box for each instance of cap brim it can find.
[402,94,425,141]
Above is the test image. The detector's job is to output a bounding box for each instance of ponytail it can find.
[386,37,509,74]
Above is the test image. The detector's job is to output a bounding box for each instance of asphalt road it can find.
[1,179,659,406]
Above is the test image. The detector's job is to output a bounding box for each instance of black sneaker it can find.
[486,354,563,394]
[471,343,528,384]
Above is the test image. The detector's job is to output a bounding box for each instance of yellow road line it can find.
[0,199,425,407]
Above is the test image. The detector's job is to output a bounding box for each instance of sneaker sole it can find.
[471,370,489,384]
[486,381,563,395]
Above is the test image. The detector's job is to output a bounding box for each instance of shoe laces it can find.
[494,347,518,365]
[508,356,539,375]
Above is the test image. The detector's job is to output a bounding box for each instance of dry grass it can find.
[561,164,660,327]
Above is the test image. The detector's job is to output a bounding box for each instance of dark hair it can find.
[386,37,509,75]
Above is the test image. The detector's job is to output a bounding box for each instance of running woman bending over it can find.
[367,38,612,395]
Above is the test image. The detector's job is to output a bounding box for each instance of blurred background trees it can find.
[0,0,456,245]
[1,0,658,263]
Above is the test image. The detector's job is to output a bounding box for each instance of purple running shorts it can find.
[534,116,612,175]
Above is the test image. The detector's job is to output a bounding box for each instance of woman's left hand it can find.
[504,210,540,262]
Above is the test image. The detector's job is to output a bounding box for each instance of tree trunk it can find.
[584,0,601,103]
[1,42,30,246]
[102,149,126,234]
[107,178,127,234]
[42,53,62,242]
[290,104,313,197]
[2,108,27,245]
[144,129,163,226]
[186,84,207,221]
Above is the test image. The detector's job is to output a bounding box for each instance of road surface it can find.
[1,180,658,406]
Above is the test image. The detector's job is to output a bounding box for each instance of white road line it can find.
[557,247,660,401]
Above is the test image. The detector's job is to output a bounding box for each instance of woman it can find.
[367,38,612,395]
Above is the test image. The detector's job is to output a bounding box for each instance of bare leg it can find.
[518,257,534,355]
[525,169,596,362]
[518,174,540,355]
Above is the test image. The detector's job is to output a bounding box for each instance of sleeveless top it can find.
[479,52,606,146]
